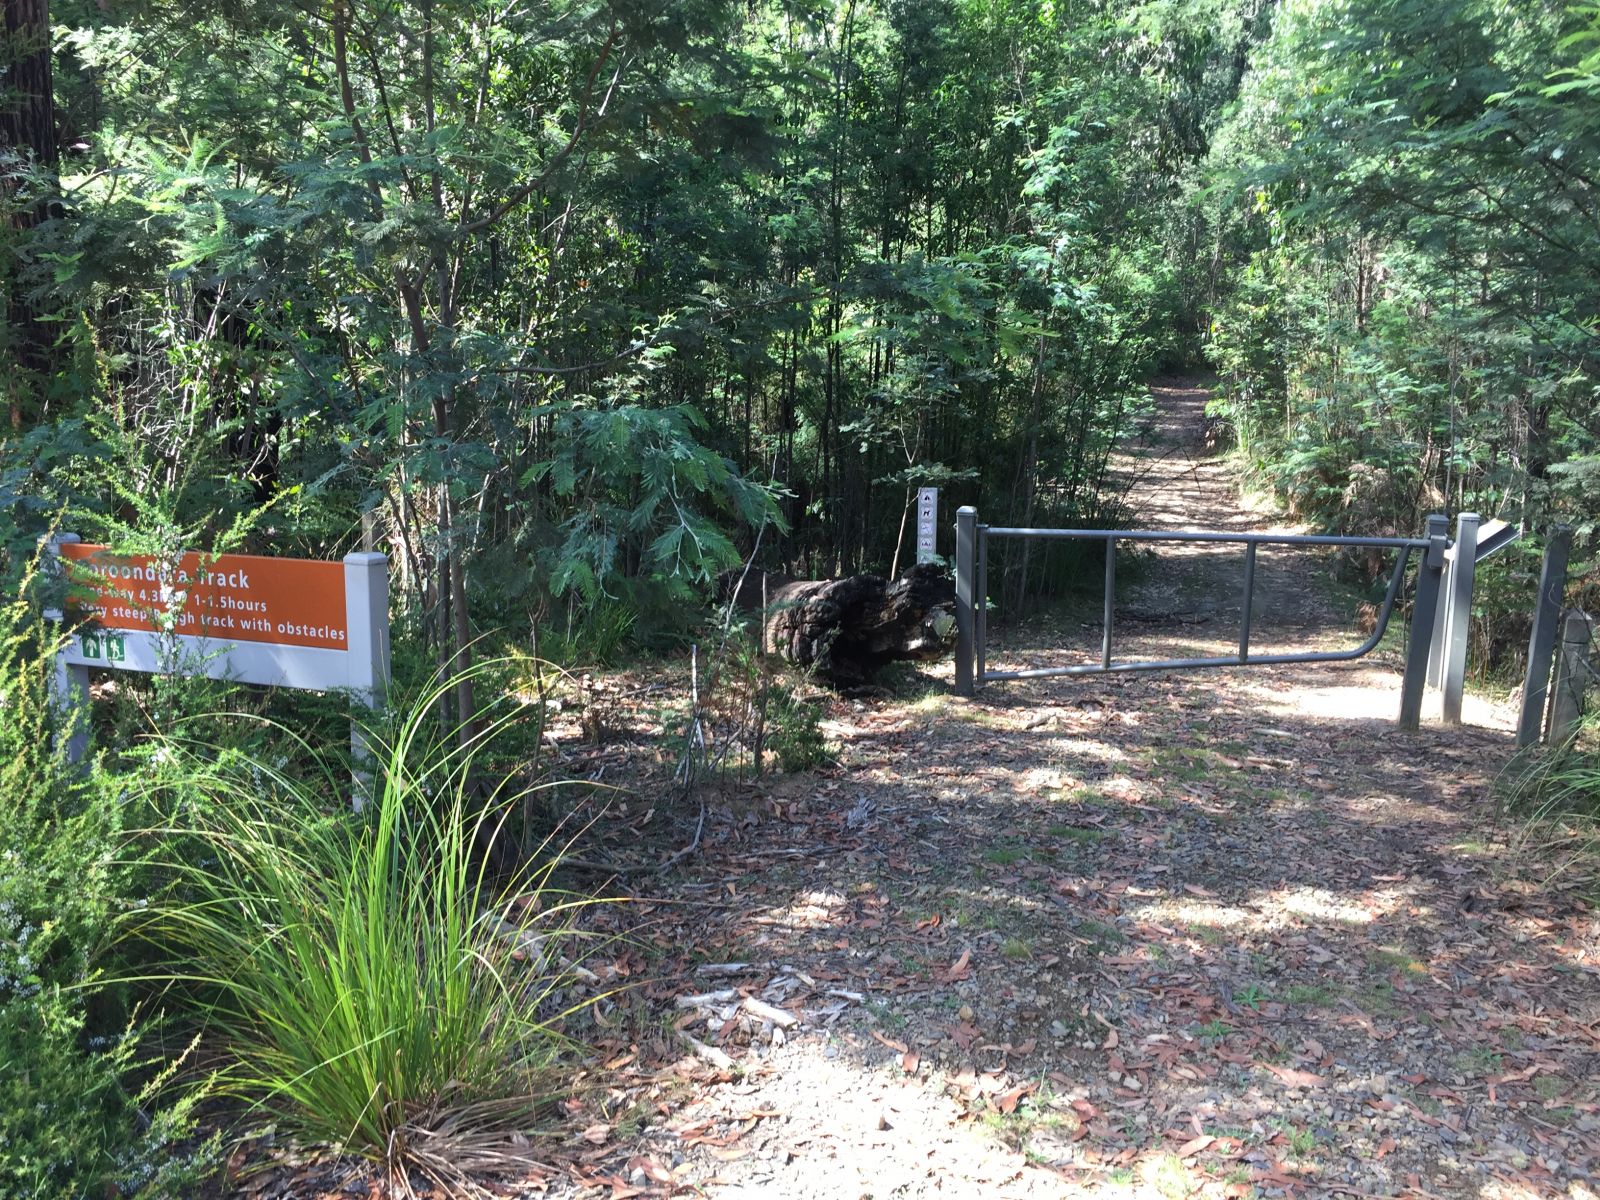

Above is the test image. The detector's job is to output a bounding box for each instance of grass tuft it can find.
[125,667,594,1195]
[1499,732,1600,898]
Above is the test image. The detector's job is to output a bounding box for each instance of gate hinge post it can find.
[1399,513,1449,731]
[1548,609,1592,747]
[954,506,977,697]
[1517,526,1572,748]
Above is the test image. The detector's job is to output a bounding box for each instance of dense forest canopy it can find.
[2,0,1597,670]
[1208,0,1600,545]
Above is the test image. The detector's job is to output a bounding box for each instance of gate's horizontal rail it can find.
[974,527,1416,684]
[951,506,1452,729]
[983,645,1391,682]
[982,526,1429,549]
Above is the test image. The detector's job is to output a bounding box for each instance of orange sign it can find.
[60,544,348,651]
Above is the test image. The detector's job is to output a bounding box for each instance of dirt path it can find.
[540,381,1599,1200]
[1108,377,1338,643]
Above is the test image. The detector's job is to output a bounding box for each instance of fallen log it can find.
[721,563,956,685]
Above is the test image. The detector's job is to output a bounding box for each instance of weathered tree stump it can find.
[721,563,956,685]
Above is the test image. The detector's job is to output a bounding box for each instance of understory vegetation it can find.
[4,0,1600,1193]
[2,589,599,1194]
[1202,0,1600,668]
[126,678,588,1194]
[1502,713,1600,895]
[0,588,213,1198]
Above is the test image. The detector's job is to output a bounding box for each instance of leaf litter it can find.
[491,386,1600,1199]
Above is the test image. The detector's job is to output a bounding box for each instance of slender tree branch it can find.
[456,21,624,237]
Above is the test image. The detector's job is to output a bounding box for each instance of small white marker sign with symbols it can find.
[916,487,939,564]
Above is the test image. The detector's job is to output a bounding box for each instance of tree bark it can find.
[0,0,53,166]
[724,563,956,685]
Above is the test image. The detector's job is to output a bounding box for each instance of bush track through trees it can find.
[458,381,1600,1200]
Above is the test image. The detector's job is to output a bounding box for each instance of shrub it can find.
[0,584,210,1198]
[1499,728,1600,898]
[767,685,832,774]
[125,670,589,1194]
[539,596,638,668]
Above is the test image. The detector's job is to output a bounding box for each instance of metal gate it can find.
[951,509,1514,730]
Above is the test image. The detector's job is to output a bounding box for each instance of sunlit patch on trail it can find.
[670,1041,1069,1197]
[1124,886,1387,935]
[770,890,850,929]
[1243,670,1518,732]
[1017,766,1066,793]
[1277,887,1378,926]
[1256,678,1414,723]
[1050,739,1131,764]
[1132,896,1254,934]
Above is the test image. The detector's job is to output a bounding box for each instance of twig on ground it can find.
[678,1031,736,1070]
[742,996,799,1028]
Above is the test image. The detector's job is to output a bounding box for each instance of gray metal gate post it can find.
[954,506,977,696]
[43,534,91,763]
[978,526,990,681]
[1428,557,1449,689]
[1548,610,1593,747]
[1399,514,1449,731]
[1439,512,1481,725]
[1238,542,1258,662]
[1101,536,1115,669]
[1517,527,1572,748]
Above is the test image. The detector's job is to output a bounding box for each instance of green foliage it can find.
[539,597,639,669]
[766,684,831,774]
[7,0,1217,640]
[0,582,212,1198]
[122,671,588,1188]
[528,402,781,605]
[0,420,100,589]
[1501,725,1600,897]
[0,1001,210,1200]
[1201,0,1600,667]
[26,0,1600,1181]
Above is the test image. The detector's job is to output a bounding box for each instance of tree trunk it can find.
[2,0,58,428]
[724,563,955,686]
[0,0,55,173]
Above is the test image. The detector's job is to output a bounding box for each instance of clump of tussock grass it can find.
[124,666,603,1196]
[1498,724,1600,898]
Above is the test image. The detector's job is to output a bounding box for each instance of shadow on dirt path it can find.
[539,380,1598,1200]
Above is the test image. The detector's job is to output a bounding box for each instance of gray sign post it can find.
[916,488,939,564]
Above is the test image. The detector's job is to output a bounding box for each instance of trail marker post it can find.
[45,537,390,808]
[916,488,939,565]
